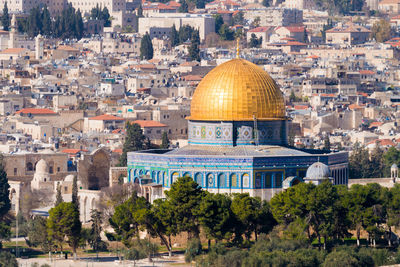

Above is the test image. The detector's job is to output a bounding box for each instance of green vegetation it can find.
[118,122,146,167]
[189,29,200,61]
[90,5,111,27]
[1,2,9,31]
[249,33,262,48]
[371,19,392,43]
[18,4,84,39]
[349,142,388,179]
[314,0,364,15]
[160,132,170,149]
[140,33,154,60]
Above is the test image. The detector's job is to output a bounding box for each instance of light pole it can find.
[15,212,18,258]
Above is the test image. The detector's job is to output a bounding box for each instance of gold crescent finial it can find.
[236,38,240,58]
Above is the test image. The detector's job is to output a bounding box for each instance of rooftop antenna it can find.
[236,38,240,58]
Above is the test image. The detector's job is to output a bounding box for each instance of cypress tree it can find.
[179,0,188,12]
[0,156,10,219]
[2,2,9,31]
[75,9,84,39]
[102,7,111,27]
[41,5,51,36]
[118,123,146,166]
[171,24,179,46]
[72,175,78,209]
[161,132,170,149]
[55,183,63,206]
[140,33,153,60]
[189,30,200,61]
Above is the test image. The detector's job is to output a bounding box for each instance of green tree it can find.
[102,7,111,27]
[214,14,223,34]
[323,135,331,151]
[140,33,153,60]
[232,11,244,26]
[370,142,384,178]
[189,30,200,61]
[383,147,400,177]
[0,156,10,245]
[321,19,333,42]
[179,0,188,12]
[152,198,177,257]
[164,176,203,240]
[0,251,17,267]
[47,202,82,257]
[249,33,261,48]
[75,9,84,39]
[196,192,236,244]
[72,175,78,209]
[349,142,370,178]
[170,24,179,47]
[231,193,257,241]
[218,24,234,40]
[262,0,271,7]
[55,183,63,206]
[26,216,52,252]
[89,209,103,258]
[41,5,51,36]
[371,19,392,43]
[1,2,9,31]
[118,123,146,166]
[160,132,170,149]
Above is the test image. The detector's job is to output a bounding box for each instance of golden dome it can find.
[188,58,285,121]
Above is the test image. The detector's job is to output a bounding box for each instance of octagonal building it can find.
[127,58,348,201]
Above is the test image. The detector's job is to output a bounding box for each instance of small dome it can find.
[35,159,48,174]
[392,163,398,170]
[64,174,75,182]
[306,162,330,179]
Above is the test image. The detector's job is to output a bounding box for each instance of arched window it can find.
[207,173,214,188]
[26,162,33,171]
[242,173,249,188]
[218,173,226,188]
[183,172,191,178]
[194,173,203,187]
[230,174,237,188]
[171,172,179,184]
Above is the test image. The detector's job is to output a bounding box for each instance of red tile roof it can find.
[62,148,88,154]
[369,122,383,128]
[89,114,125,121]
[248,26,271,33]
[367,139,395,147]
[359,70,375,75]
[0,48,26,54]
[113,148,123,154]
[133,120,167,128]
[16,108,56,115]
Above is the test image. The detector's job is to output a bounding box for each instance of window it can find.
[14,168,17,175]
[230,174,237,188]
[264,173,272,188]
[274,172,283,188]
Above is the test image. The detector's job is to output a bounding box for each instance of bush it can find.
[124,248,143,261]
[41,265,51,267]
[185,238,202,263]
[358,247,393,266]
[0,251,18,267]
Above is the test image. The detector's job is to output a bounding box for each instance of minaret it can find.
[9,14,17,48]
[35,34,43,59]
